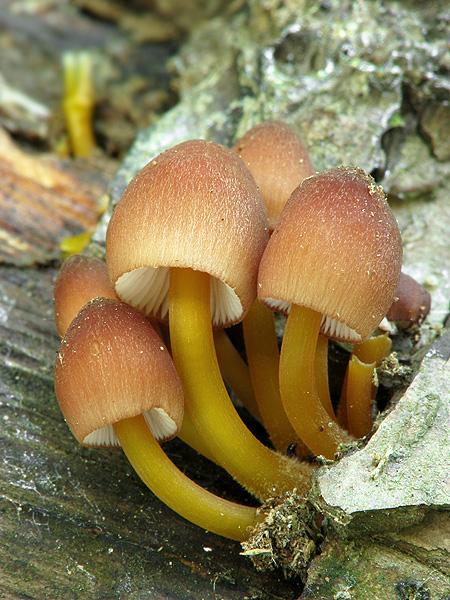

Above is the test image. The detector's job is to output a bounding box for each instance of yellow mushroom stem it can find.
[114,414,258,541]
[343,331,392,437]
[169,267,314,501]
[62,51,96,158]
[352,331,392,364]
[279,304,352,459]
[213,329,261,420]
[345,356,377,438]
[242,299,303,454]
[178,411,218,464]
[314,334,336,420]
[336,375,350,430]
[59,230,94,258]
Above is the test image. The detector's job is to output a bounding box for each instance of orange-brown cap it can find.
[386,272,431,329]
[106,139,269,327]
[54,298,184,447]
[258,166,403,343]
[232,121,315,231]
[54,254,117,337]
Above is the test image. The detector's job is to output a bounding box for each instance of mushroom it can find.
[232,121,315,232]
[386,271,431,329]
[233,121,316,454]
[54,253,117,338]
[242,287,311,456]
[106,139,314,500]
[53,253,216,462]
[343,332,392,438]
[199,122,315,433]
[258,166,403,459]
[342,272,430,437]
[54,297,258,540]
[62,51,96,158]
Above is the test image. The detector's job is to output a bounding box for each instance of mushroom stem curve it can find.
[279,304,352,460]
[114,414,258,541]
[345,356,376,438]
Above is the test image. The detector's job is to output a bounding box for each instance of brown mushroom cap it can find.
[386,271,431,328]
[232,121,315,230]
[258,166,403,342]
[54,298,184,447]
[54,254,117,338]
[106,139,269,327]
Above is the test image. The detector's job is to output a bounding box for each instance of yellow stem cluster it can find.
[169,268,314,501]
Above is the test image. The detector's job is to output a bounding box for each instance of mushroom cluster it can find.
[53,121,421,541]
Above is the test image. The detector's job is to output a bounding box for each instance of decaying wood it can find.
[0,128,110,265]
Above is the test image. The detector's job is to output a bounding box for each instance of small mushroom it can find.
[258,166,403,459]
[386,272,431,329]
[53,253,216,462]
[54,253,117,337]
[343,332,392,438]
[54,298,258,540]
[232,121,315,232]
